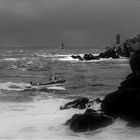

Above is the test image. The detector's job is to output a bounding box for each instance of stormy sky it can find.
[0,0,140,47]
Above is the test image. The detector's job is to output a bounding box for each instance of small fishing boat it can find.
[30,80,66,87]
[24,80,65,90]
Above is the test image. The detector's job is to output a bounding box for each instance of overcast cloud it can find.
[0,0,140,47]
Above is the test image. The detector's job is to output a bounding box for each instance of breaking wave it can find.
[0,81,66,92]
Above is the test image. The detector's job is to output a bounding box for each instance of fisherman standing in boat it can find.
[61,42,64,49]
[50,72,57,83]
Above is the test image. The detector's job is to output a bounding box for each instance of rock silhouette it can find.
[71,34,140,61]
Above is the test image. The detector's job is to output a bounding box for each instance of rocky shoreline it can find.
[71,34,140,61]
[61,34,140,132]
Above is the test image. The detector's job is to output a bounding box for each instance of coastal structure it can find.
[116,33,121,44]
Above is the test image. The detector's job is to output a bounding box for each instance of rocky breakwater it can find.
[71,34,140,61]
[61,39,140,132]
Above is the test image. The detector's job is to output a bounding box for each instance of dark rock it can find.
[60,97,89,110]
[71,55,83,61]
[83,54,96,60]
[131,34,140,45]
[115,42,131,57]
[99,47,119,59]
[127,122,140,127]
[115,34,140,57]
[66,109,113,132]
[115,44,123,56]
[122,42,131,57]
[130,51,140,75]
[94,55,100,60]
[85,108,98,114]
[101,90,122,118]
[101,74,140,122]
[120,73,140,89]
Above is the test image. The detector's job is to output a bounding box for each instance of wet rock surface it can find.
[66,109,113,132]
[71,55,83,61]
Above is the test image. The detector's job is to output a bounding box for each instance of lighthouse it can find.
[116,33,120,44]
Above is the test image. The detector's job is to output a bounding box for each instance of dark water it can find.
[0,47,138,140]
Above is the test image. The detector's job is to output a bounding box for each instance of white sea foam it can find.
[39,53,128,63]
[8,65,27,71]
[52,54,84,62]
[0,58,18,61]
[0,82,66,91]
[86,57,128,63]
[47,85,66,90]
[54,54,128,63]
[35,53,128,63]
[27,61,33,65]
[0,99,139,140]
[19,49,24,53]
[36,53,71,58]
[0,57,27,62]
[56,55,79,62]
[0,99,85,139]
[0,82,30,91]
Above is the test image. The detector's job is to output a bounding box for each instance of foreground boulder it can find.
[66,109,113,132]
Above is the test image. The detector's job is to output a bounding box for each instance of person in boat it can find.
[61,42,64,49]
[50,73,57,83]
[30,81,33,85]
[51,76,57,82]
[37,82,40,85]
[30,81,41,86]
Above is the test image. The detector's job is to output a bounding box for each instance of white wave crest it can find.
[0,58,18,61]
[0,82,29,91]
[36,53,70,58]
[53,54,128,63]
[47,85,66,90]
[0,57,27,62]
[0,81,66,91]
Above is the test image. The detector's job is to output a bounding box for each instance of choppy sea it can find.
[0,46,139,140]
